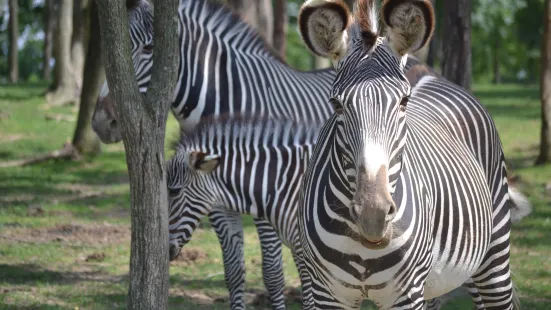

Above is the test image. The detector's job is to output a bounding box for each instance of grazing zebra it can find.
[91,0,334,308]
[295,0,528,308]
[167,116,321,309]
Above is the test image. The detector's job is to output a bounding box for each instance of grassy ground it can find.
[0,83,549,309]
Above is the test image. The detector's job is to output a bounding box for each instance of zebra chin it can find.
[350,206,394,250]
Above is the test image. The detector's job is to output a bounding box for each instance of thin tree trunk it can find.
[273,0,287,60]
[96,0,179,308]
[72,0,102,156]
[8,0,18,83]
[441,0,472,90]
[227,0,273,45]
[492,34,501,84]
[72,0,85,93]
[256,0,273,45]
[47,0,77,105]
[537,0,551,165]
[43,0,56,80]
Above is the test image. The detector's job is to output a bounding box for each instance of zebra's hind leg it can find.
[210,209,247,310]
[254,218,286,310]
[469,237,517,309]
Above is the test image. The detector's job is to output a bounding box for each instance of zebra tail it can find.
[508,186,532,224]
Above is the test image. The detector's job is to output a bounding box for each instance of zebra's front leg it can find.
[209,209,247,310]
[254,218,286,310]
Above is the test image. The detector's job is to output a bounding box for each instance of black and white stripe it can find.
[99,1,335,308]
[167,117,321,309]
[297,0,528,309]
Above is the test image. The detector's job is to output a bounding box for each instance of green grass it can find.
[1,83,550,309]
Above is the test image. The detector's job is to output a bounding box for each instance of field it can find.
[1,83,550,309]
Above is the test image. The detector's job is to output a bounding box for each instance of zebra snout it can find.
[91,95,122,144]
[169,243,181,261]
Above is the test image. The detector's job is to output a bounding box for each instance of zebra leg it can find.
[469,235,516,309]
[209,209,247,310]
[291,249,314,310]
[254,218,286,310]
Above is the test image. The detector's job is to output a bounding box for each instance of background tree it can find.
[227,0,273,44]
[46,0,77,105]
[441,0,472,90]
[71,0,85,92]
[537,0,551,164]
[96,0,179,308]
[43,0,56,81]
[273,0,287,60]
[72,0,102,156]
[8,0,18,83]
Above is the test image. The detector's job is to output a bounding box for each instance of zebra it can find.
[89,0,531,308]
[295,0,529,308]
[90,0,335,308]
[167,116,321,309]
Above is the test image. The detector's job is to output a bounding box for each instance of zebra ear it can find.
[298,0,351,61]
[381,0,435,56]
[189,152,221,173]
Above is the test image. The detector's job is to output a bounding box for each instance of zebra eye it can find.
[143,44,153,54]
[330,98,344,114]
[399,96,409,112]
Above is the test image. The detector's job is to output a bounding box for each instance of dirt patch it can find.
[2,222,130,247]
[172,248,208,266]
[85,252,106,262]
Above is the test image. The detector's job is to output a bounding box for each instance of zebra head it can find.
[92,0,154,144]
[298,0,434,247]
[167,150,221,261]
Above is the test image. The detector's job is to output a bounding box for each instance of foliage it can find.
[1,83,550,309]
[471,0,544,83]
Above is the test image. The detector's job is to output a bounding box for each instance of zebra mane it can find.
[180,0,288,65]
[171,115,321,156]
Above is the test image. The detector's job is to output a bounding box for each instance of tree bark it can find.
[43,0,55,81]
[492,34,501,84]
[8,0,18,83]
[273,0,287,60]
[537,0,551,165]
[72,0,102,156]
[47,0,77,105]
[227,0,273,45]
[441,0,472,90]
[71,0,85,92]
[96,0,179,308]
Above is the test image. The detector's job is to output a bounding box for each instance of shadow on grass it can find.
[0,264,126,286]
[0,83,48,102]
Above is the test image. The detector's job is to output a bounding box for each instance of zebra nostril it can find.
[386,203,397,221]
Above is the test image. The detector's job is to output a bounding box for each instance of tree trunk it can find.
[47,0,77,105]
[272,0,287,60]
[71,0,85,93]
[537,0,551,165]
[8,0,18,83]
[43,0,56,81]
[492,34,501,84]
[227,0,273,45]
[441,0,472,90]
[96,0,179,308]
[72,0,102,156]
